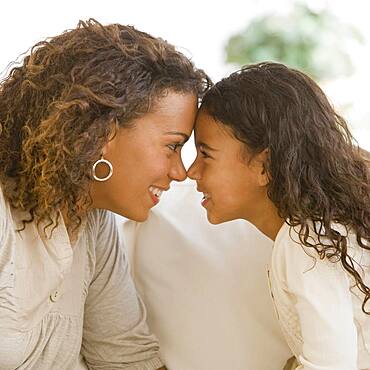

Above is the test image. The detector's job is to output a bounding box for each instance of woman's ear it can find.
[101,120,119,157]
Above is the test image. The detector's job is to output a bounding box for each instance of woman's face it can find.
[90,91,197,221]
[187,109,269,225]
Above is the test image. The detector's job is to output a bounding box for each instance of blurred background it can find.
[1,0,369,167]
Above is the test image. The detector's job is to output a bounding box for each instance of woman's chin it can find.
[113,207,150,223]
[129,211,150,223]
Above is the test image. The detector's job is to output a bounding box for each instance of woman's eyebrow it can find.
[164,131,190,142]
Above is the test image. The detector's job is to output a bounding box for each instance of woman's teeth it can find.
[149,186,163,198]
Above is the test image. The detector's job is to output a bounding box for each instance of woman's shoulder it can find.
[0,184,10,235]
[0,184,6,211]
[86,208,116,225]
[84,208,119,239]
[0,182,19,226]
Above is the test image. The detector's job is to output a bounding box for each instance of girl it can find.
[188,62,370,369]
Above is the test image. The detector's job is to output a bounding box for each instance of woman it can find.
[0,19,209,369]
[188,62,370,369]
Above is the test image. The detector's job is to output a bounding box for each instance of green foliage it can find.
[225,3,363,80]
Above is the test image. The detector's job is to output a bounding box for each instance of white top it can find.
[0,187,163,370]
[269,222,370,370]
[120,180,293,370]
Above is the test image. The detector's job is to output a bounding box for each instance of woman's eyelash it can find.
[167,143,183,152]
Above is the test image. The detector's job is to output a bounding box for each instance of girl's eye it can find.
[200,150,210,158]
[167,143,183,152]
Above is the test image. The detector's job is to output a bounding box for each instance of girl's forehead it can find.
[195,112,233,140]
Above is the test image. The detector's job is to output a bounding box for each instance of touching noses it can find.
[187,158,201,180]
[169,155,187,182]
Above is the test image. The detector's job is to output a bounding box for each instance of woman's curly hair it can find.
[0,19,211,231]
[201,62,370,313]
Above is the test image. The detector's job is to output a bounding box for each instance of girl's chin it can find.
[207,210,240,225]
[206,212,224,225]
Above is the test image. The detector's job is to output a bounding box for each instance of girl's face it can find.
[187,109,270,225]
[90,91,198,222]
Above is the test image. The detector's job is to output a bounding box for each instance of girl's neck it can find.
[249,199,285,242]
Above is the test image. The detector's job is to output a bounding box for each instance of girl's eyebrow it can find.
[197,142,218,151]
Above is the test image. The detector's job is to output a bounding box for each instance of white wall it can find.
[1,0,369,167]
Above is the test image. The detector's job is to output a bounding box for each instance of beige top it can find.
[0,187,163,370]
[268,222,370,370]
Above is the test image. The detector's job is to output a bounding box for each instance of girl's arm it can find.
[276,236,358,370]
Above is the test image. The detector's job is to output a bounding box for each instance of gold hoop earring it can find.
[92,155,113,182]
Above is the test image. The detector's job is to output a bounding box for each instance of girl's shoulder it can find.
[272,221,368,287]
[274,221,356,260]
[272,222,321,275]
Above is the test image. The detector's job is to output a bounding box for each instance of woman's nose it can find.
[169,156,187,182]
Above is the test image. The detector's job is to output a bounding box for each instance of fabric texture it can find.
[0,186,163,370]
[269,222,370,370]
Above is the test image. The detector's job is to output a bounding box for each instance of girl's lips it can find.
[201,197,210,207]
[196,186,211,207]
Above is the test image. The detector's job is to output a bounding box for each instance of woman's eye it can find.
[167,143,182,152]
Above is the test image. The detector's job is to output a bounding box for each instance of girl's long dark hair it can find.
[202,62,370,313]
